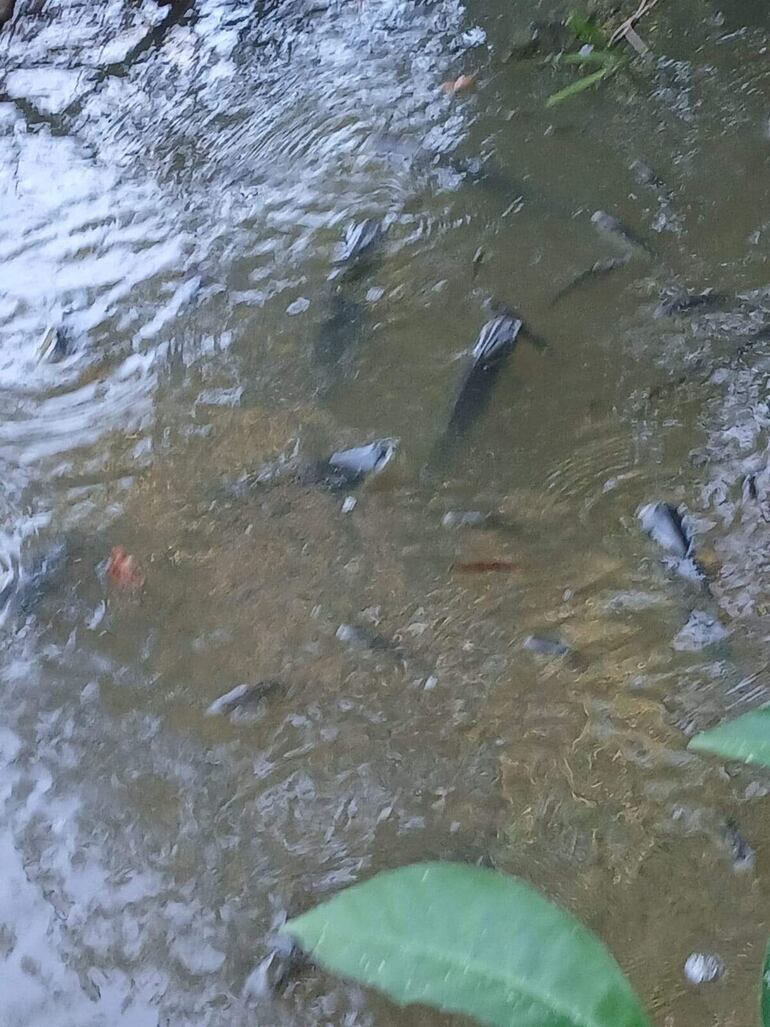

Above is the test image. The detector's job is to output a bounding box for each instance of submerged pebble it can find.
[523,635,570,657]
[684,952,724,984]
[672,610,729,651]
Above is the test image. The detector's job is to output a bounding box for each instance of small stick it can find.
[609,0,660,48]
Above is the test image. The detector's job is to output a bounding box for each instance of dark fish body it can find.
[301,438,398,491]
[471,313,524,367]
[638,501,692,559]
[1,540,69,620]
[591,209,653,255]
[333,218,384,270]
[37,323,70,363]
[630,160,673,202]
[723,820,755,873]
[551,255,631,305]
[441,313,523,440]
[638,501,706,582]
[424,308,532,474]
[314,288,365,366]
[655,289,730,318]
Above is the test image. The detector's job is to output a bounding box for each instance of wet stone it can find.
[684,952,725,984]
[523,636,570,657]
[672,610,729,651]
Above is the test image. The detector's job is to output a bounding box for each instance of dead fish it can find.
[638,501,703,580]
[223,438,396,497]
[551,255,631,305]
[523,635,570,657]
[0,540,69,620]
[333,218,385,269]
[36,323,70,363]
[206,680,280,718]
[722,819,755,873]
[335,622,394,650]
[591,210,653,255]
[638,501,692,560]
[335,623,411,670]
[655,288,730,318]
[314,288,365,367]
[329,439,396,474]
[443,311,524,441]
[304,438,397,491]
[425,305,542,471]
[630,159,673,203]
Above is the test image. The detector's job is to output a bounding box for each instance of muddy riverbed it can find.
[0,0,769,1023]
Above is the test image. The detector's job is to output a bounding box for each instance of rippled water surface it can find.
[1,0,770,1023]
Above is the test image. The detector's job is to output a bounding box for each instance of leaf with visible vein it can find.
[283,862,651,1027]
[688,707,770,768]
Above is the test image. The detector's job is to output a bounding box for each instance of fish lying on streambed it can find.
[591,209,654,256]
[637,501,703,581]
[331,218,385,276]
[315,218,386,369]
[225,438,398,497]
[426,303,544,470]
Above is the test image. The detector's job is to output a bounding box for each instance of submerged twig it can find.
[609,0,660,50]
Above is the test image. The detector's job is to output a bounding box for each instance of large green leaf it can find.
[283,862,650,1027]
[566,11,610,48]
[688,707,770,768]
[546,66,616,107]
[762,936,770,1027]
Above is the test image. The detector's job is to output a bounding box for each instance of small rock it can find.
[684,952,724,984]
[523,636,570,657]
[286,297,310,316]
[341,496,356,514]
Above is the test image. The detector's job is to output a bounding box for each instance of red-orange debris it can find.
[441,73,476,94]
[454,560,522,574]
[106,546,145,592]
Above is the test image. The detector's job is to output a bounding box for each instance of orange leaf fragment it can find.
[441,73,476,94]
[106,545,145,592]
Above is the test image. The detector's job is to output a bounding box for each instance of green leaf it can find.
[566,10,610,48]
[283,862,651,1027]
[688,707,770,768]
[546,66,614,107]
[559,50,621,67]
[762,936,770,1027]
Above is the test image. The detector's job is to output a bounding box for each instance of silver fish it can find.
[333,218,385,266]
[638,501,692,559]
[327,438,397,478]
